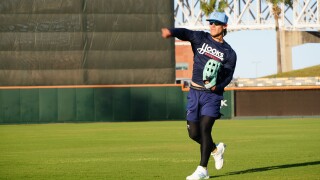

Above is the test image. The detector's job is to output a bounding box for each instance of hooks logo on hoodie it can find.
[197,43,224,61]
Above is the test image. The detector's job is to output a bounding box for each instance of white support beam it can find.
[174,0,320,31]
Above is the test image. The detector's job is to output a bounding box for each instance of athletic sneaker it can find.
[186,166,209,180]
[211,142,226,170]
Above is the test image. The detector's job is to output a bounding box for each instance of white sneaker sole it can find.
[186,176,209,180]
[215,143,226,170]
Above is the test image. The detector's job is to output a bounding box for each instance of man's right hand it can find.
[161,28,171,38]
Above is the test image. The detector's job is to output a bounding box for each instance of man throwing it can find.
[162,12,237,180]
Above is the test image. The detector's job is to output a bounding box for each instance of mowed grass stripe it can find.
[0,119,319,180]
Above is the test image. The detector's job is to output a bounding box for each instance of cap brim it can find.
[206,19,226,25]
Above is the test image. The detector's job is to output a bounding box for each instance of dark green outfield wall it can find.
[0,87,184,123]
[0,87,233,124]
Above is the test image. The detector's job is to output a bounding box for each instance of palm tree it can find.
[200,0,228,15]
[267,0,293,74]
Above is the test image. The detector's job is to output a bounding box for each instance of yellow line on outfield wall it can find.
[225,86,320,91]
[182,86,320,91]
[0,84,319,91]
[0,84,183,90]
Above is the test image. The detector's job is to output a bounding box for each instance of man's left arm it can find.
[213,52,237,93]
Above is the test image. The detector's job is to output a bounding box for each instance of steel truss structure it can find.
[174,0,320,31]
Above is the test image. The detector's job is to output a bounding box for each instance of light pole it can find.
[252,61,261,78]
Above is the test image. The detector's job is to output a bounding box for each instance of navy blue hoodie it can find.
[170,28,237,95]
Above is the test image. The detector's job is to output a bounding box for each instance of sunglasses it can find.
[209,21,225,26]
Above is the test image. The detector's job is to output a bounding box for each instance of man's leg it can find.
[186,120,211,180]
[199,116,216,167]
[187,120,201,144]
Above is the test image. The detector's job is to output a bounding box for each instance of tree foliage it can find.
[200,0,228,16]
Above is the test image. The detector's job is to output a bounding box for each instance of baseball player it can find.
[162,12,237,180]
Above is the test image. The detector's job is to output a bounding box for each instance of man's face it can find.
[209,21,227,37]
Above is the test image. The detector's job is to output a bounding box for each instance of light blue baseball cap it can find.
[206,12,228,24]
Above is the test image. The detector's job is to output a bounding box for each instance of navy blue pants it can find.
[186,88,223,121]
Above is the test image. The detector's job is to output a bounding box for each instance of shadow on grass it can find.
[210,160,320,178]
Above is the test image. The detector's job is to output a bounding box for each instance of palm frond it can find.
[200,0,228,15]
[217,1,228,12]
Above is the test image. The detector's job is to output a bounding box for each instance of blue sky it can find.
[224,30,320,78]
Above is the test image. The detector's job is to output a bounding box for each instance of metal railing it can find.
[174,0,320,31]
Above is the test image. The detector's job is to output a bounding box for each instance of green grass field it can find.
[1,119,320,180]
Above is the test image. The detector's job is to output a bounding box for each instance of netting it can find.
[0,0,175,85]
